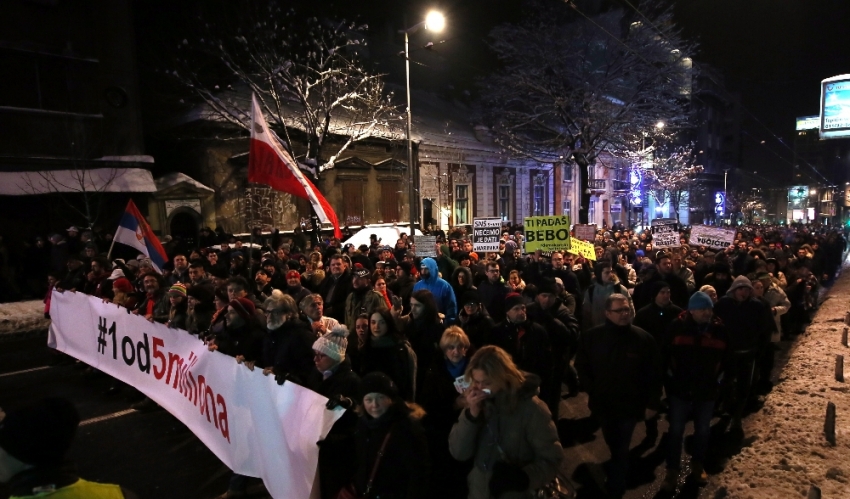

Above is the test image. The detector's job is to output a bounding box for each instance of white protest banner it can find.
[573,224,597,242]
[48,290,342,499]
[472,218,502,252]
[689,225,736,250]
[414,235,438,258]
[651,218,679,249]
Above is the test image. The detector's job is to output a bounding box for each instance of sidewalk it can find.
[0,299,49,338]
[704,264,850,498]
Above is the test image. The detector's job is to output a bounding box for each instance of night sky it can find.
[135,0,850,183]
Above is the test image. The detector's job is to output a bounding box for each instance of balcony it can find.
[588,179,606,192]
[612,179,630,192]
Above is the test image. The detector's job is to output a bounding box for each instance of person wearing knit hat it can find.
[660,289,728,490]
[111,277,133,294]
[168,283,187,297]
[359,371,399,402]
[0,397,133,497]
[108,268,125,281]
[167,283,189,330]
[228,297,256,323]
[713,273,772,435]
[313,325,350,370]
[688,291,714,311]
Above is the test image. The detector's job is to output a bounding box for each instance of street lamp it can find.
[400,11,444,236]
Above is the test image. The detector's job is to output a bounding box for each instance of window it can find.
[455,184,469,225]
[563,199,571,217]
[499,185,511,222]
[0,49,100,113]
[533,185,545,216]
[589,199,596,223]
[562,164,573,182]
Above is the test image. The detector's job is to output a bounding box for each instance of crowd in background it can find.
[22,220,850,498]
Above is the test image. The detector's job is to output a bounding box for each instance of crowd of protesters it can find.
[22,219,849,498]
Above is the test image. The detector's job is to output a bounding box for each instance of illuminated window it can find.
[499,185,511,222]
[455,184,469,225]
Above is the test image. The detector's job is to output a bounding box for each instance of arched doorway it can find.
[169,209,200,249]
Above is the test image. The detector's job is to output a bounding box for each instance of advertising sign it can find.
[48,290,341,499]
[472,218,503,252]
[413,235,438,258]
[651,218,679,248]
[573,224,597,242]
[796,115,820,131]
[524,215,571,253]
[820,75,850,139]
[569,238,597,261]
[689,225,736,250]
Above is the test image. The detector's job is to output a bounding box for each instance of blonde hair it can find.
[465,345,526,407]
[439,325,471,351]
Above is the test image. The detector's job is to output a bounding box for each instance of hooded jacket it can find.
[448,374,564,499]
[713,276,773,352]
[413,257,458,324]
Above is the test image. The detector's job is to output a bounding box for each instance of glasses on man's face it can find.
[487,269,499,274]
[607,308,631,314]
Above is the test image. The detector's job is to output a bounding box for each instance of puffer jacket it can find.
[413,257,458,324]
[448,374,564,499]
[762,285,791,341]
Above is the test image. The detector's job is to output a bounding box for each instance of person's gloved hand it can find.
[489,461,530,497]
[325,394,354,410]
[274,371,300,386]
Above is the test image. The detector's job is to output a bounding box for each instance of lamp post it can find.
[400,11,444,236]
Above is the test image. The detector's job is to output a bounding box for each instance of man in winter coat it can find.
[344,265,389,331]
[633,282,683,344]
[456,289,495,349]
[660,291,729,490]
[484,293,555,415]
[527,278,582,399]
[317,254,353,323]
[525,250,584,323]
[713,276,773,433]
[583,260,633,330]
[576,293,661,499]
[133,273,170,324]
[477,261,510,321]
[653,252,691,309]
[413,257,457,324]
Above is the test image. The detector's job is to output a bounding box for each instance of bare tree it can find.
[170,1,400,178]
[628,142,704,221]
[479,0,696,223]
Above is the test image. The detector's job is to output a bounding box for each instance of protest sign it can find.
[472,218,502,252]
[651,218,679,248]
[48,290,341,499]
[689,225,736,250]
[413,235,438,258]
[524,215,571,253]
[569,238,597,261]
[573,224,597,242]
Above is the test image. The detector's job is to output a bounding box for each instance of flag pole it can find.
[106,236,117,260]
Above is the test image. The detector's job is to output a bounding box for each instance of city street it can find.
[1,327,787,499]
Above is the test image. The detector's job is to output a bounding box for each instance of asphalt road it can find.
[0,330,777,499]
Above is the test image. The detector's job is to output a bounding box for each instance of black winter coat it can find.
[576,320,661,423]
[261,318,316,380]
[456,309,495,349]
[633,302,684,343]
[353,404,430,499]
[713,296,772,352]
[358,338,418,402]
[317,271,353,322]
[484,320,553,383]
[662,312,729,401]
[214,322,265,363]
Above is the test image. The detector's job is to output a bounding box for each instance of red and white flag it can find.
[248,94,342,239]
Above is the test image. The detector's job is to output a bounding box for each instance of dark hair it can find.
[214,285,229,303]
[226,276,249,292]
[410,289,440,324]
[189,259,206,270]
[371,269,387,284]
[92,256,109,271]
[369,309,403,342]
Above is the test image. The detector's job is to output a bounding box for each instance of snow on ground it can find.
[705,266,850,499]
[0,300,49,336]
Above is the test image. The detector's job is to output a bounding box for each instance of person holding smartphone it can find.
[448,346,563,499]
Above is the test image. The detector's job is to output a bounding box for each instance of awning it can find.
[0,168,157,195]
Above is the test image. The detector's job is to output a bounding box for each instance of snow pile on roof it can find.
[0,300,49,336]
[706,262,850,498]
[0,168,156,196]
[154,172,214,192]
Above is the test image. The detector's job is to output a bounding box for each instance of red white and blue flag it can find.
[248,94,342,239]
[113,199,168,273]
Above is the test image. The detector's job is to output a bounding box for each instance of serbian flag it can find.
[113,199,168,273]
[248,94,342,239]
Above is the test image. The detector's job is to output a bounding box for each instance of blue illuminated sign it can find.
[714,191,725,216]
[629,168,643,206]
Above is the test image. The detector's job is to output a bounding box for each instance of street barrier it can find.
[48,290,342,499]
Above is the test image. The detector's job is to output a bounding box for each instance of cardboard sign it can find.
[413,235,438,258]
[689,225,736,250]
[651,218,679,249]
[569,238,597,261]
[472,218,502,252]
[524,216,571,253]
[573,224,598,242]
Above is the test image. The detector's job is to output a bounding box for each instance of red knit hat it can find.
[112,277,133,293]
[286,270,301,280]
[228,298,256,322]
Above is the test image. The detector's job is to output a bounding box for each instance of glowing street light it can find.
[656,121,665,129]
[400,11,445,234]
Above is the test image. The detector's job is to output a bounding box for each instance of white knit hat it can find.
[312,325,349,362]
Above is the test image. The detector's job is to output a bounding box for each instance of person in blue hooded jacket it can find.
[413,257,457,324]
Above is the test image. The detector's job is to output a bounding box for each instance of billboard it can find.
[820,75,850,139]
[796,116,819,131]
